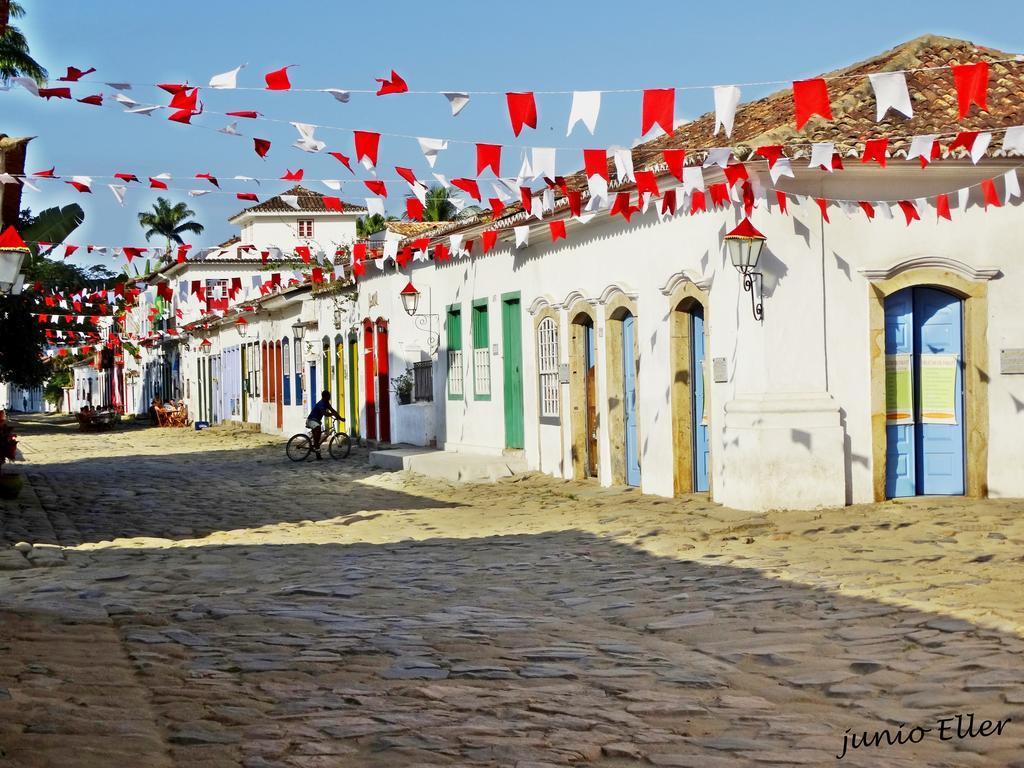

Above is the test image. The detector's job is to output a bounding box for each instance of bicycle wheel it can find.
[286,433,313,462]
[328,432,351,459]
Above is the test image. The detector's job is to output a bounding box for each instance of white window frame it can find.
[537,317,559,418]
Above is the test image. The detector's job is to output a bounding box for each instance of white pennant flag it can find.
[613,148,635,183]
[567,91,601,136]
[188,189,211,197]
[713,85,741,137]
[542,188,555,214]
[809,142,835,171]
[0,173,17,185]
[514,226,530,249]
[418,137,448,168]
[516,154,534,186]
[113,93,140,110]
[209,64,245,89]
[491,182,513,203]
[907,135,938,165]
[682,166,705,193]
[366,197,386,217]
[109,184,127,205]
[958,187,971,211]
[126,105,161,116]
[877,202,894,221]
[234,175,260,185]
[13,76,39,97]
[1002,125,1024,155]
[970,132,992,164]
[450,233,464,256]
[702,147,732,169]
[869,72,913,120]
[587,174,608,203]
[324,88,350,103]
[219,122,240,136]
[292,122,326,153]
[531,147,556,181]
[432,173,449,188]
[21,177,40,192]
[443,92,470,117]
[410,182,428,205]
[106,82,131,91]
[769,157,795,184]
[321,179,342,191]
[280,194,301,209]
[1004,170,1022,200]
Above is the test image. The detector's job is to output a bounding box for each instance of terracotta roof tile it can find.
[230,185,367,219]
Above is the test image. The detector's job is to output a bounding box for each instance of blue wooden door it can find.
[622,314,641,487]
[914,288,964,495]
[885,287,964,497]
[691,308,709,492]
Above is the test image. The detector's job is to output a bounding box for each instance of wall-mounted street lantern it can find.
[236,316,249,337]
[292,320,306,342]
[0,226,30,296]
[724,218,766,321]
[399,280,439,355]
[199,338,212,355]
[333,306,344,330]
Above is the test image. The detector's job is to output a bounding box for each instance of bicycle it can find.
[286,419,352,462]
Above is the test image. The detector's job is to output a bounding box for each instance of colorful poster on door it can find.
[885,353,913,424]
[920,354,958,424]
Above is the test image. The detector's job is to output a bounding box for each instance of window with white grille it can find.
[447,350,464,397]
[537,317,559,418]
[472,301,490,399]
[446,306,463,399]
[474,348,491,396]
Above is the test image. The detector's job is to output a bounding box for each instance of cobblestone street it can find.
[2,415,1023,767]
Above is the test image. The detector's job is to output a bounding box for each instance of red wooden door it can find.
[275,341,283,430]
[362,319,376,440]
[376,319,390,443]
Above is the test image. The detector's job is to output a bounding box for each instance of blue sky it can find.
[5,0,1023,266]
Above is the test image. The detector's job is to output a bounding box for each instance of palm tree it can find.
[356,213,396,239]
[137,197,204,258]
[0,2,47,85]
[421,185,482,222]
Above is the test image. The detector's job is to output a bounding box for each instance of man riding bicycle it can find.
[306,390,343,459]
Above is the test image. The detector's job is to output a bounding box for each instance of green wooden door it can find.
[501,294,524,449]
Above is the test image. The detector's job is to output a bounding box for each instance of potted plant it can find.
[0,410,22,500]
[392,369,414,405]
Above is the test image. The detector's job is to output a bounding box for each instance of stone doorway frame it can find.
[664,277,711,496]
[566,298,598,479]
[601,286,639,487]
[863,257,997,501]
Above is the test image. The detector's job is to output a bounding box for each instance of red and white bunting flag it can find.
[476,143,501,176]
[264,65,294,91]
[951,62,988,118]
[641,88,674,136]
[353,131,381,169]
[792,78,832,130]
[506,92,537,137]
[868,72,913,120]
[567,90,601,136]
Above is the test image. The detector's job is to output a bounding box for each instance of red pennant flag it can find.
[323,196,343,212]
[815,197,831,223]
[295,246,311,264]
[775,190,788,214]
[948,131,979,154]
[406,197,424,220]
[265,66,294,91]
[641,88,674,135]
[168,87,198,112]
[549,220,567,242]
[33,167,57,178]
[411,237,430,255]
[236,192,259,201]
[66,179,91,193]
[708,183,730,209]
[951,62,988,118]
[59,66,96,82]
[364,180,388,197]
[226,110,260,119]
[329,152,353,173]
[196,173,219,188]
[311,267,324,284]
[897,200,920,225]
[830,153,844,171]
[755,145,785,168]
[476,143,502,176]
[353,243,367,262]
[935,193,951,221]
[792,78,832,130]
[662,149,686,181]
[63,245,78,259]
[158,82,187,95]
[451,177,481,201]
[281,169,304,181]
[506,92,537,137]
[566,189,582,218]
[519,187,533,214]
[38,87,72,100]
[352,259,366,278]
[77,94,103,106]
[177,245,191,263]
[123,247,146,262]
[583,149,609,180]
[981,177,1001,209]
[660,189,677,216]
[861,138,888,167]
[634,170,660,198]
[167,109,197,124]
[742,181,755,217]
[254,138,271,158]
[859,201,875,220]
[353,131,381,168]
[375,70,408,95]
[464,239,475,255]
[488,197,506,219]
[394,167,419,188]
[482,230,498,253]
[434,243,450,262]
[722,163,748,189]
[610,191,635,221]
[689,190,707,215]
[114,172,139,183]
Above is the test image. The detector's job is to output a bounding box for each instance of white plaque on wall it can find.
[712,357,727,383]
[1000,348,1024,374]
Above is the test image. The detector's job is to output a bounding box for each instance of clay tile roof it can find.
[632,34,1024,171]
[384,221,449,237]
[230,185,367,219]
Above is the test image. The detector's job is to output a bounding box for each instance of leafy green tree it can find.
[419,185,482,222]
[43,365,72,412]
[0,293,47,387]
[0,1,46,85]
[356,213,396,238]
[137,197,204,258]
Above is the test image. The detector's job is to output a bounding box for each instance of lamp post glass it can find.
[237,320,248,337]
[292,321,305,341]
[333,307,343,329]
[0,249,27,291]
[726,235,765,272]
[400,282,420,316]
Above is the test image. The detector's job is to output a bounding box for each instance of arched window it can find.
[261,342,268,402]
[294,335,303,406]
[282,337,291,406]
[537,317,559,418]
